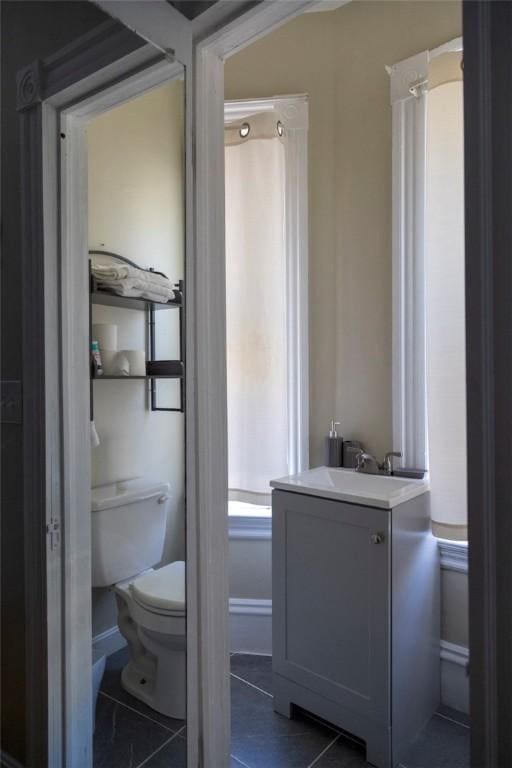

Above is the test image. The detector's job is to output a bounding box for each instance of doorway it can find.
[16,1,511,766]
[221,4,469,768]
[86,80,187,767]
[40,42,194,765]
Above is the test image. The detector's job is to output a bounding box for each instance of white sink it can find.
[270,466,429,509]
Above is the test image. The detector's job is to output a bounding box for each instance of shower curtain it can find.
[225,112,288,504]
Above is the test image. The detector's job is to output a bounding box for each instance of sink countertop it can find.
[270,466,430,509]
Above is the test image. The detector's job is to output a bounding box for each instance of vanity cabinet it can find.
[272,489,439,768]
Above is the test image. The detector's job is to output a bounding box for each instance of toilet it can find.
[91,479,186,719]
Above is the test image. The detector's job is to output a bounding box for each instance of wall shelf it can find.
[89,251,185,416]
[91,286,182,312]
[93,372,183,381]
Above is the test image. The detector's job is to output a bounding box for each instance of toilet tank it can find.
[91,479,170,587]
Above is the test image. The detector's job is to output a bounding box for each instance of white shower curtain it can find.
[225,121,288,503]
[425,52,467,540]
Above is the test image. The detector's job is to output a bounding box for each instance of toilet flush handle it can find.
[158,494,171,504]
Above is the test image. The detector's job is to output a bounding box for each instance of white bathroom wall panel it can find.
[87,80,186,630]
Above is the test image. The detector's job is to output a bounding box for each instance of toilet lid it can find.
[131,561,185,613]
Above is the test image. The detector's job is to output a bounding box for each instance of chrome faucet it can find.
[381,451,402,475]
[355,450,402,476]
[355,452,381,474]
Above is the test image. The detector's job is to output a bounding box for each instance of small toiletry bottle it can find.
[342,440,363,468]
[326,420,343,467]
[91,340,103,377]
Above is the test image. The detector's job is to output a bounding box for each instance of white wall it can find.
[88,80,185,637]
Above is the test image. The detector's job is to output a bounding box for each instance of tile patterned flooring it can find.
[94,649,470,768]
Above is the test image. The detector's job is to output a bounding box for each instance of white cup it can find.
[121,350,146,377]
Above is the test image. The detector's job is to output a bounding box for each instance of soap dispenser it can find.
[326,420,343,467]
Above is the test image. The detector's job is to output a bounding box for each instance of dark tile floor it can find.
[94,649,470,768]
[94,647,186,768]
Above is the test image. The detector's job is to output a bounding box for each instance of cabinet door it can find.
[273,490,391,726]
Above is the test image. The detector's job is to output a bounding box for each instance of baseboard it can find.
[229,597,470,713]
[95,603,470,714]
[438,540,468,574]
[440,640,470,714]
[92,625,126,657]
[228,515,272,540]
[230,598,272,654]
[0,750,25,768]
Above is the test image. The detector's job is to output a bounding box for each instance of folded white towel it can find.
[92,263,172,291]
[91,262,176,303]
[96,278,175,302]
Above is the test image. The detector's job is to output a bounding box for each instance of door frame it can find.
[463,2,512,765]
[195,1,512,765]
[18,12,195,768]
[58,57,188,767]
[21,0,512,766]
[94,3,319,765]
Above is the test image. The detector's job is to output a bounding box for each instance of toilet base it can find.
[115,586,186,720]
[121,660,159,711]
[120,648,186,721]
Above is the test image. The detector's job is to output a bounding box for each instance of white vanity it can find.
[271,468,439,768]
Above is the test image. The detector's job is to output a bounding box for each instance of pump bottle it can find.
[326,420,343,467]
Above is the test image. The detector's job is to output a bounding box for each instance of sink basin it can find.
[270,466,430,509]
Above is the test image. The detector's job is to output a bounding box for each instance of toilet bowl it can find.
[115,561,186,719]
[91,479,186,719]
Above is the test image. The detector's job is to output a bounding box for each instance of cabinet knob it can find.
[370,533,385,545]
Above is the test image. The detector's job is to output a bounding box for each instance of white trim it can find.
[59,108,93,768]
[390,65,428,469]
[390,36,464,471]
[229,598,273,616]
[228,516,272,540]
[92,625,120,646]
[43,102,65,768]
[429,36,463,60]
[92,626,126,657]
[224,93,308,125]
[229,599,272,655]
[440,639,469,667]
[440,640,470,714]
[224,95,309,475]
[194,4,317,762]
[194,45,231,768]
[229,596,470,713]
[439,540,469,574]
[388,50,429,104]
[43,53,192,768]
[283,97,310,475]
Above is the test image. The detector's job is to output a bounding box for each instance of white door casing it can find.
[42,2,320,766]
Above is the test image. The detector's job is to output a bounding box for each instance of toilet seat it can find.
[131,560,185,616]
